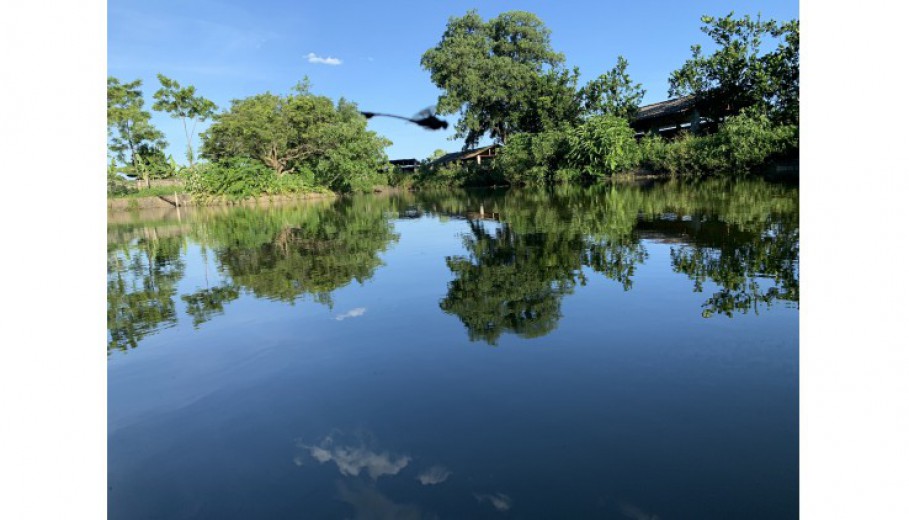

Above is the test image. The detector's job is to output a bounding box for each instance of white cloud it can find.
[307,52,342,65]
[417,465,451,485]
[335,307,366,321]
[302,436,410,479]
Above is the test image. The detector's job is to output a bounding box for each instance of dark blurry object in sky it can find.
[360,106,448,130]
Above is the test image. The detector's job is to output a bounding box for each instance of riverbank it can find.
[107,190,336,212]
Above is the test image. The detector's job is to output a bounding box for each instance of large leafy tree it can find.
[580,56,645,120]
[107,77,167,186]
[668,13,799,124]
[201,80,390,191]
[421,10,575,147]
[152,74,217,166]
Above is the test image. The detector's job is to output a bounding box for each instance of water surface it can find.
[108,179,798,519]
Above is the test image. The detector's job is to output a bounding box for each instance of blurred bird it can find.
[360,106,448,130]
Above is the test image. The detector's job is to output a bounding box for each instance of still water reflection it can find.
[108,179,798,518]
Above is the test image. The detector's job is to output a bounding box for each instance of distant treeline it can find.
[418,10,798,186]
[107,11,798,198]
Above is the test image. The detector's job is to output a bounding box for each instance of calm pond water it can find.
[108,178,798,519]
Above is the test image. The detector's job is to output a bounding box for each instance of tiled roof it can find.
[634,95,697,121]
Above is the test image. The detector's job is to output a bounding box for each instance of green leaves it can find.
[152,74,217,121]
[199,80,391,192]
[152,74,218,165]
[566,115,639,177]
[580,56,645,120]
[107,76,167,179]
[421,10,575,147]
[668,13,799,124]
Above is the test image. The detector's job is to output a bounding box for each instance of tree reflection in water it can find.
[434,179,798,344]
[106,197,400,352]
[106,178,798,351]
[107,231,185,352]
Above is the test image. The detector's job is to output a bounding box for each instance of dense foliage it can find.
[181,157,326,199]
[200,81,391,192]
[417,10,798,185]
[567,115,640,177]
[107,77,169,186]
[421,10,571,147]
[638,111,798,175]
[668,13,799,124]
[580,56,646,120]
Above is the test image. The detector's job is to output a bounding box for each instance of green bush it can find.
[567,115,640,177]
[107,174,133,196]
[182,158,321,199]
[414,160,504,188]
[495,126,572,184]
[386,170,416,190]
[639,111,798,176]
[698,110,798,174]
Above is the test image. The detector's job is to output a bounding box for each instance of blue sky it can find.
[108,0,798,163]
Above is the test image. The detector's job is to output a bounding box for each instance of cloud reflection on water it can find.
[475,492,512,512]
[337,480,434,520]
[335,307,367,321]
[416,465,451,485]
[299,435,410,479]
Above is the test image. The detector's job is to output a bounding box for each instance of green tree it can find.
[668,13,799,124]
[567,115,640,177]
[580,56,645,120]
[108,77,167,187]
[152,74,218,166]
[426,149,447,162]
[421,10,576,147]
[201,80,391,191]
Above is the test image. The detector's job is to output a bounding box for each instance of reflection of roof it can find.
[429,145,499,166]
[634,95,697,122]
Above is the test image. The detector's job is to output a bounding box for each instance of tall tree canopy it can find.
[201,80,391,191]
[152,74,217,166]
[668,13,799,124]
[107,77,167,184]
[580,56,645,120]
[421,10,574,147]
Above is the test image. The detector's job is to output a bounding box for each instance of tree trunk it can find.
[183,117,194,167]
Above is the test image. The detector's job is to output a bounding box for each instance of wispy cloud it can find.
[335,307,366,321]
[307,52,342,65]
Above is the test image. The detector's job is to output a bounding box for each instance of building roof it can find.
[634,95,697,122]
[428,144,499,166]
[389,158,419,166]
